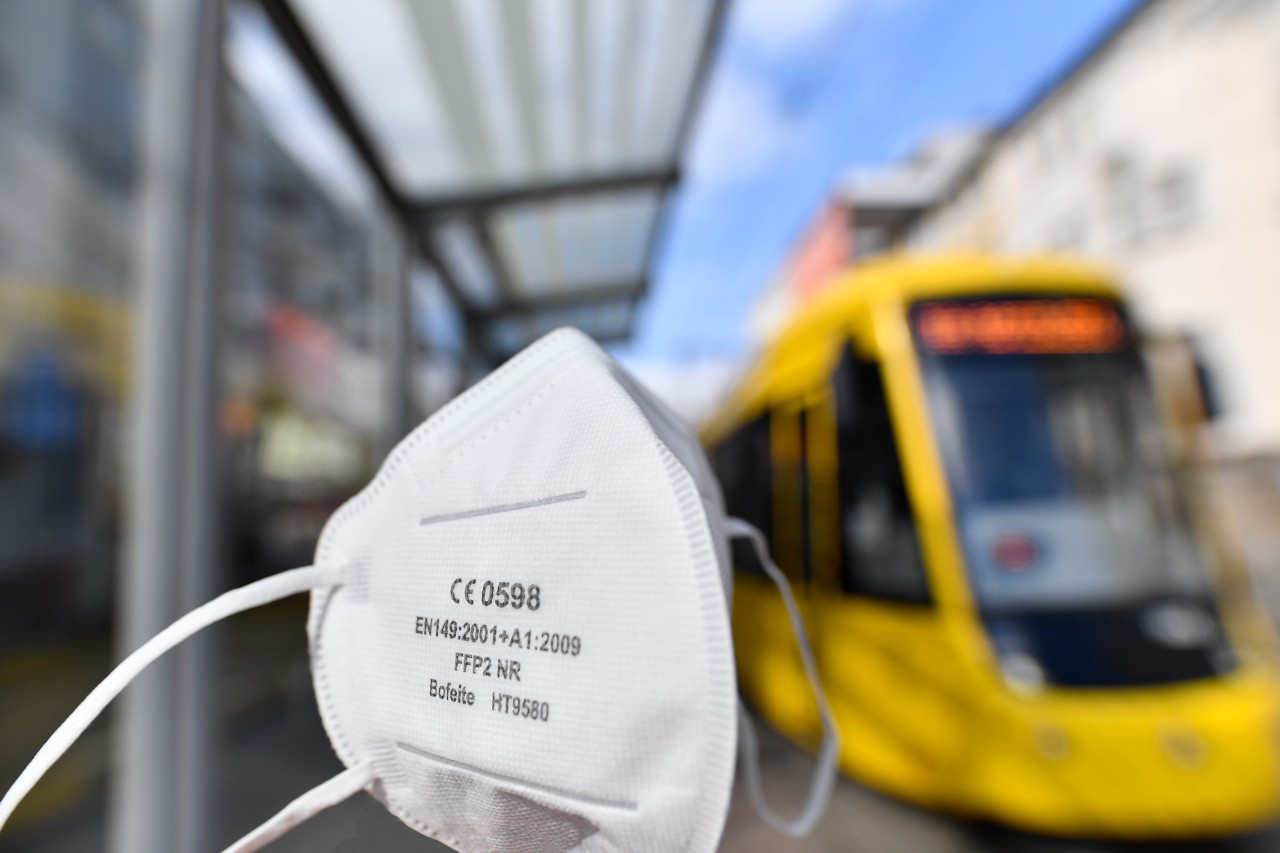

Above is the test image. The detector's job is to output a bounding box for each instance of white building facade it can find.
[902,0,1280,454]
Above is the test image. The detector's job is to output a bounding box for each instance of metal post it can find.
[113,1,225,851]
[173,0,227,848]
[376,213,415,458]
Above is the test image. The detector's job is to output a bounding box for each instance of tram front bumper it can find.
[958,673,1280,839]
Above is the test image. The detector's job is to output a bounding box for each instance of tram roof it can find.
[244,0,729,362]
[790,254,1119,325]
[701,254,1121,442]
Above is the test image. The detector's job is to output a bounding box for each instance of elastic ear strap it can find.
[724,517,839,838]
[221,761,377,853]
[0,564,339,831]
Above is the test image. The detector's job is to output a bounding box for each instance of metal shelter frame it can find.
[255,0,731,365]
[115,2,731,851]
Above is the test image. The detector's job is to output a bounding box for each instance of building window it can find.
[1156,167,1198,231]
[1106,155,1144,245]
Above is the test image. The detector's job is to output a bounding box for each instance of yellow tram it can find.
[703,255,1280,839]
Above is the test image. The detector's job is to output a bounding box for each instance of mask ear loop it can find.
[221,761,376,853]
[723,517,840,838]
[0,563,341,833]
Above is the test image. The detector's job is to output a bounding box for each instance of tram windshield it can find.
[912,297,1212,614]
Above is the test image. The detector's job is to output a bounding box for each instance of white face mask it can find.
[0,328,837,852]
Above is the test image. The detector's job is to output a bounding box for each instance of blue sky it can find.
[621,0,1142,364]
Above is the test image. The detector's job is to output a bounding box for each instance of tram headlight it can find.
[1000,651,1047,696]
[988,622,1048,696]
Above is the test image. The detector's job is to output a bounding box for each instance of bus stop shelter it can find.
[119,1,729,850]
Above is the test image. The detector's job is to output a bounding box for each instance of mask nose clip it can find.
[724,517,841,838]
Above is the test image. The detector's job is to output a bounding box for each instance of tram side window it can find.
[836,347,931,603]
[712,414,772,577]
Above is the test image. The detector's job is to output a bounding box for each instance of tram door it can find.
[807,344,969,801]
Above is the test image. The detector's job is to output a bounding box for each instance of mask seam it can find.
[307,585,355,763]
[589,370,738,851]
[656,441,739,853]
